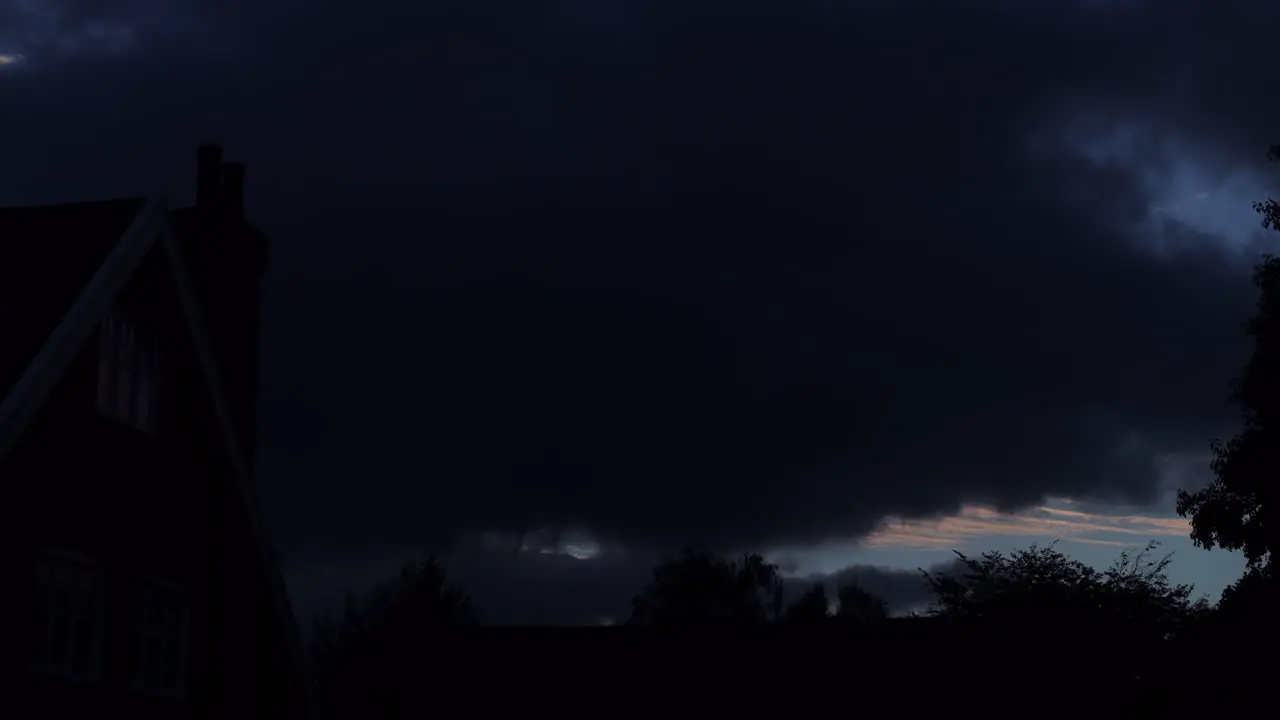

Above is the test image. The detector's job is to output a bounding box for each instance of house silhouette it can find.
[0,145,311,718]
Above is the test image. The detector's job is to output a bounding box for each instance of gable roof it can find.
[0,195,314,718]
[0,198,148,402]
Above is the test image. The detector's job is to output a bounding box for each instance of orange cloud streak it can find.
[863,501,1190,551]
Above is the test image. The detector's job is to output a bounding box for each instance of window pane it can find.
[148,341,160,427]
[117,322,134,418]
[162,638,179,689]
[148,588,163,627]
[134,630,147,678]
[98,315,119,417]
[97,330,113,413]
[71,617,93,676]
[32,583,48,664]
[143,635,160,683]
[52,585,70,617]
[135,354,151,430]
[163,594,180,633]
[49,613,67,667]
[135,331,159,431]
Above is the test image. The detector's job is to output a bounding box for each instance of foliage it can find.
[1252,146,1280,232]
[629,550,894,629]
[782,583,832,625]
[628,549,784,627]
[310,558,473,718]
[920,541,1206,640]
[1216,564,1280,620]
[835,583,888,622]
[1177,145,1280,572]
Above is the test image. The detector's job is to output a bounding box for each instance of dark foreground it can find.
[334,617,1271,716]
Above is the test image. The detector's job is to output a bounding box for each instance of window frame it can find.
[96,306,161,434]
[31,548,107,684]
[130,576,192,700]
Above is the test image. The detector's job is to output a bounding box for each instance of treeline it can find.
[308,541,1273,717]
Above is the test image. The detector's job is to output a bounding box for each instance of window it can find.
[97,307,160,433]
[32,550,105,683]
[132,578,191,699]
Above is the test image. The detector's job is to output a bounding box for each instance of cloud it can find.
[864,499,1192,552]
[0,1,141,61]
[1,1,1277,564]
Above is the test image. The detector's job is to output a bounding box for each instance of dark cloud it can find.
[2,1,1277,566]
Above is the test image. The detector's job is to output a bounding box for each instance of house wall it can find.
[3,242,294,718]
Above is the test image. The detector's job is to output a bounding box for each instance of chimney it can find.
[222,161,246,223]
[196,143,223,213]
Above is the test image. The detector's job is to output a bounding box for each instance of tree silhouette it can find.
[1254,146,1280,232]
[1216,564,1280,619]
[310,558,474,719]
[920,541,1206,695]
[628,549,784,627]
[922,542,1204,636]
[835,582,889,622]
[1177,145,1280,574]
[782,583,832,625]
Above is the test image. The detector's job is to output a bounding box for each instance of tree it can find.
[782,583,832,625]
[310,558,474,719]
[628,549,784,627]
[920,542,1206,694]
[921,542,1204,636]
[1254,146,1280,232]
[1217,564,1280,619]
[1177,145,1280,573]
[835,582,889,622]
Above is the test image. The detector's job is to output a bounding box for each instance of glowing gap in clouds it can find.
[864,499,1191,551]
[0,53,25,67]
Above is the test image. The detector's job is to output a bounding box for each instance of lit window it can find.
[32,550,105,683]
[97,308,160,433]
[132,578,191,699]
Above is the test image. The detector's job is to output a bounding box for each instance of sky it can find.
[2,0,1276,625]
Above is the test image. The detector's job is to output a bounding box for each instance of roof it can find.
[0,198,147,402]
[0,194,313,718]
